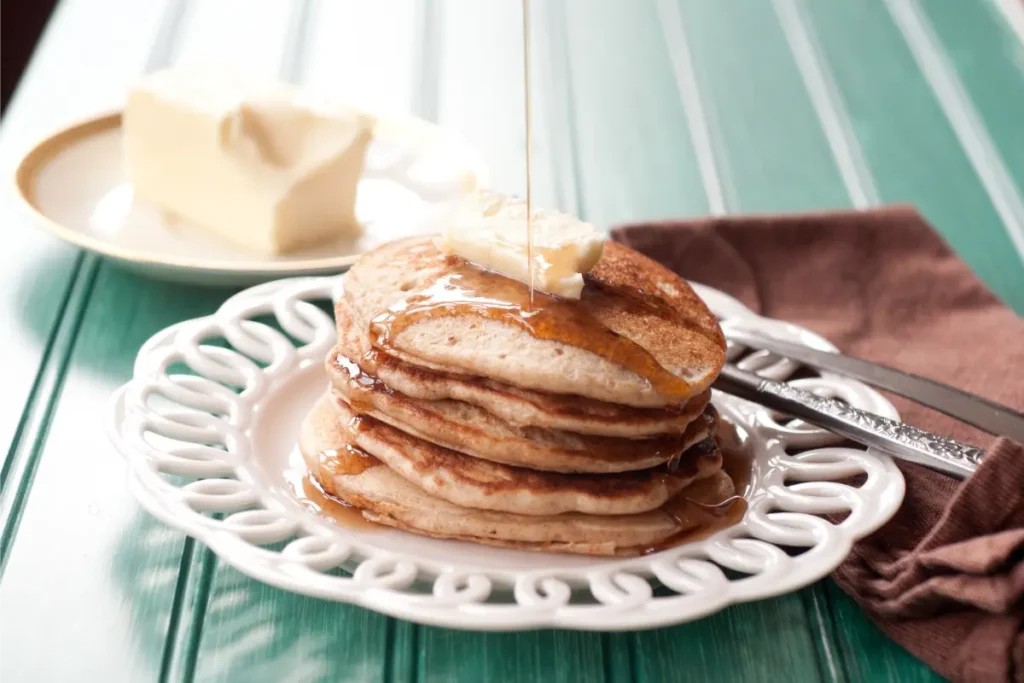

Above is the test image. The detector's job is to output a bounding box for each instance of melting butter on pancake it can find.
[299,395,736,555]
[332,297,711,438]
[341,237,725,408]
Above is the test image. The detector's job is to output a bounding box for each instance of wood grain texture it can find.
[167,4,400,682]
[0,0,171,522]
[0,9,181,660]
[581,2,847,681]
[825,581,945,683]
[186,558,392,683]
[676,0,851,213]
[559,0,710,225]
[632,595,830,683]
[400,5,612,682]
[415,628,608,683]
[922,0,1024,220]
[0,264,231,681]
[804,0,1024,311]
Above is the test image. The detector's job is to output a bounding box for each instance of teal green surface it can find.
[805,0,1024,311]
[681,0,852,213]
[3,0,1022,682]
[560,0,710,223]
[923,0,1024,194]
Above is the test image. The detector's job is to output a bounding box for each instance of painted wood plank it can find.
[632,597,828,683]
[989,0,1024,52]
[0,0,170,511]
[671,0,851,214]
[406,4,611,682]
[0,0,172,573]
[921,0,1024,208]
[300,0,418,116]
[1,3,309,682]
[802,0,1024,311]
[885,0,1024,268]
[559,0,710,226]
[825,581,945,683]
[415,628,609,683]
[0,266,232,682]
[563,2,842,680]
[128,4,399,682]
[183,558,392,683]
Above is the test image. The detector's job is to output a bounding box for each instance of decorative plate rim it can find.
[106,275,906,631]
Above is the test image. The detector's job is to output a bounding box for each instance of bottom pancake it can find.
[299,394,740,556]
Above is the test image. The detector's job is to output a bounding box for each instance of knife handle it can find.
[717,366,983,479]
[724,327,1024,441]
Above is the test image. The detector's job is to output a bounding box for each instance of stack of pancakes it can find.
[301,236,733,556]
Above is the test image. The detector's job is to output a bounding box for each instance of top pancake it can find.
[333,297,711,438]
[342,237,725,408]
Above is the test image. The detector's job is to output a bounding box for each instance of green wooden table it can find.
[2,1,1022,681]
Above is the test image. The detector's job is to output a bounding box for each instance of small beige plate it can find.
[13,112,487,286]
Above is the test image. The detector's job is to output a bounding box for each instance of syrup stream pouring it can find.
[522,0,534,304]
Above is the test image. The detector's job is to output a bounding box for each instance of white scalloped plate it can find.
[106,276,905,630]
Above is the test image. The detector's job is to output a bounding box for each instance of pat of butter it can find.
[124,66,374,254]
[436,191,604,299]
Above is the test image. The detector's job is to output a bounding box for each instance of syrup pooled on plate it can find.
[643,439,753,554]
[316,443,378,477]
[285,449,380,531]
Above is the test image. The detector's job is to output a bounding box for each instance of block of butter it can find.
[436,190,604,299]
[124,66,375,254]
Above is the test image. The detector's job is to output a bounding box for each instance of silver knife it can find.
[725,327,1024,442]
[714,364,983,479]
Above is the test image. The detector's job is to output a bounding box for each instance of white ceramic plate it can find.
[106,277,905,631]
[13,112,486,286]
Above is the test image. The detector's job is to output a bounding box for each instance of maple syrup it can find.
[331,345,705,465]
[359,0,714,406]
[284,450,379,531]
[642,444,752,554]
[368,260,694,402]
[332,350,390,415]
[316,443,378,477]
[522,0,535,302]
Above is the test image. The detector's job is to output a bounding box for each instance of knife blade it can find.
[725,327,1024,442]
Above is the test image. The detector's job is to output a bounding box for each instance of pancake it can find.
[300,395,737,555]
[332,297,712,437]
[341,237,725,408]
[328,349,717,473]
[316,393,722,515]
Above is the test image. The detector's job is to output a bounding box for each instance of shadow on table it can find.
[16,249,239,382]
[112,511,388,682]
[110,511,612,683]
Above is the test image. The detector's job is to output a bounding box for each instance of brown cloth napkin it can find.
[612,206,1024,683]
